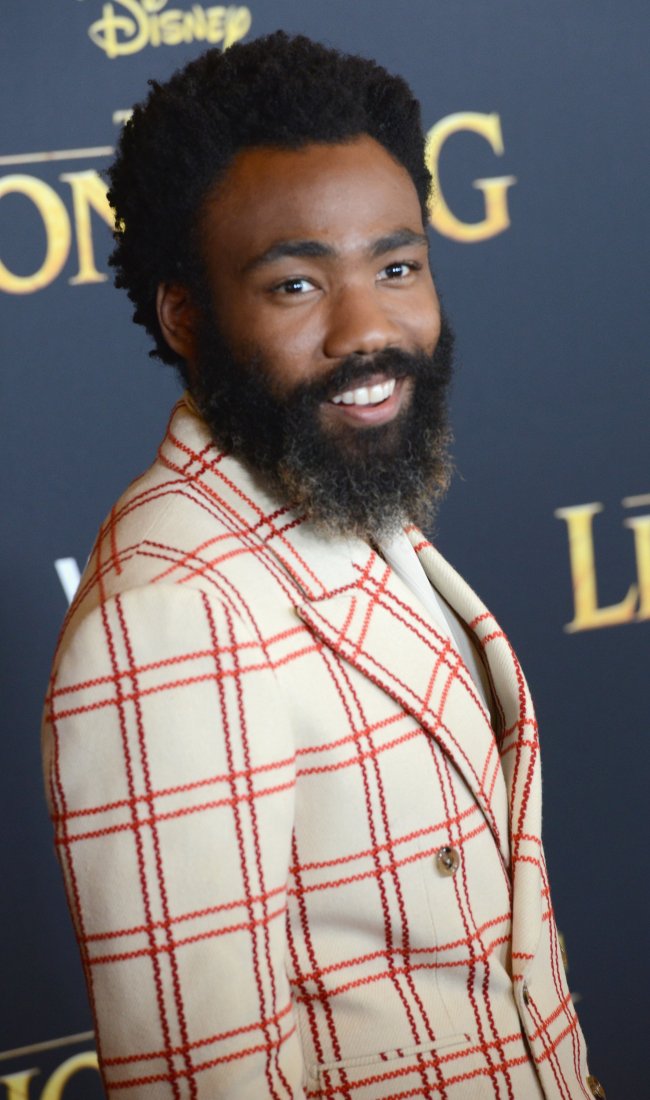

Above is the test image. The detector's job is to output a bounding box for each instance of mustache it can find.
[291,346,436,406]
[288,315,455,406]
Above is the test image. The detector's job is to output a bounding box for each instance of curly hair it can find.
[107,30,432,372]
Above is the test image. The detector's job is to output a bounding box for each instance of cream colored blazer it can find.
[42,398,593,1099]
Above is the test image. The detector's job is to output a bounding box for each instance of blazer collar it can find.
[159,396,370,597]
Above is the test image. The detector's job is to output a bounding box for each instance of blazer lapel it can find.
[283,527,511,863]
[407,529,545,974]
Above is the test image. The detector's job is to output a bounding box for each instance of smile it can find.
[323,374,409,428]
[330,379,396,406]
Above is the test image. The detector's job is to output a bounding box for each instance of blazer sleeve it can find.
[42,583,304,1099]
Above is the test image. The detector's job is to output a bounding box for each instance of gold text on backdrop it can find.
[87,1,251,58]
[555,496,650,631]
[425,112,516,242]
[0,1050,99,1100]
[0,172,111,293]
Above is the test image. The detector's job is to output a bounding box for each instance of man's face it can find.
[198,135,441,421]
[177,135,454,539]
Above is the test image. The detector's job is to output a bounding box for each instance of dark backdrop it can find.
[2,2,647,1096]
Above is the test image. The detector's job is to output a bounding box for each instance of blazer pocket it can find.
[312,1033,471,1097]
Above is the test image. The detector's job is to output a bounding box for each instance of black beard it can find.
[192,313,455,541]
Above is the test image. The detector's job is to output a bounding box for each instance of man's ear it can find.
[156,282,200,365]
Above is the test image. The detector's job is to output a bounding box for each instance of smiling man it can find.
[171,136,454,545]
[42,31,601,1100]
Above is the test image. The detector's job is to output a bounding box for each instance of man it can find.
[42,31,603,1100]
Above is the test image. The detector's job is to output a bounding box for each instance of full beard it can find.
[192,313,455,542]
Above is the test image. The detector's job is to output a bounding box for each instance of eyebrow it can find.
[242,239,334,273]
[242,227,428,274]
[370,228,429,257]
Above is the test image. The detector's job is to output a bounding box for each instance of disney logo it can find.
[88,0,252,59]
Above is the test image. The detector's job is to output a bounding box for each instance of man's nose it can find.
[322,284,401,359]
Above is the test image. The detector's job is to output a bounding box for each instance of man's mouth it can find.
[330,378,396,407]
[323,374,408,427]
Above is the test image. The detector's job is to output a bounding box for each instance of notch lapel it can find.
[285,531,511,864]
[407,529,545,974]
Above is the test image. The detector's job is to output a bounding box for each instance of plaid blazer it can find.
[42,397,592,1099]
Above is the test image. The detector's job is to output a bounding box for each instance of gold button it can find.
[522,981,530,1006]
[586,1076,606,1099]
[435,846,460,876]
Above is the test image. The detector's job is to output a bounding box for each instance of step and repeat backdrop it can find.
[1,1,647,1096]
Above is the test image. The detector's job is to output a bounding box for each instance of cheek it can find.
[246,314,323,392]
[428,311,443,353]
[411,293,441,354]
[238,333,319,401]
[261,354,306,396]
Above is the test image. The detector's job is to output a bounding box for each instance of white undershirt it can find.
[377,531,493,722]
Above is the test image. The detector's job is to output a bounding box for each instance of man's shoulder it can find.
[62,398,294,640]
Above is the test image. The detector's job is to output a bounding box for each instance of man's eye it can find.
[275,277,314,294]
[380,261,418,280]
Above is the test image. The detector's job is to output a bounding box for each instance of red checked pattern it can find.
[42,399,592,1099]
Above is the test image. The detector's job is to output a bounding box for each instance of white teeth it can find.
[331,378,396,407]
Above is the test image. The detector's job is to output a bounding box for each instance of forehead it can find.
[199,135,425,264]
